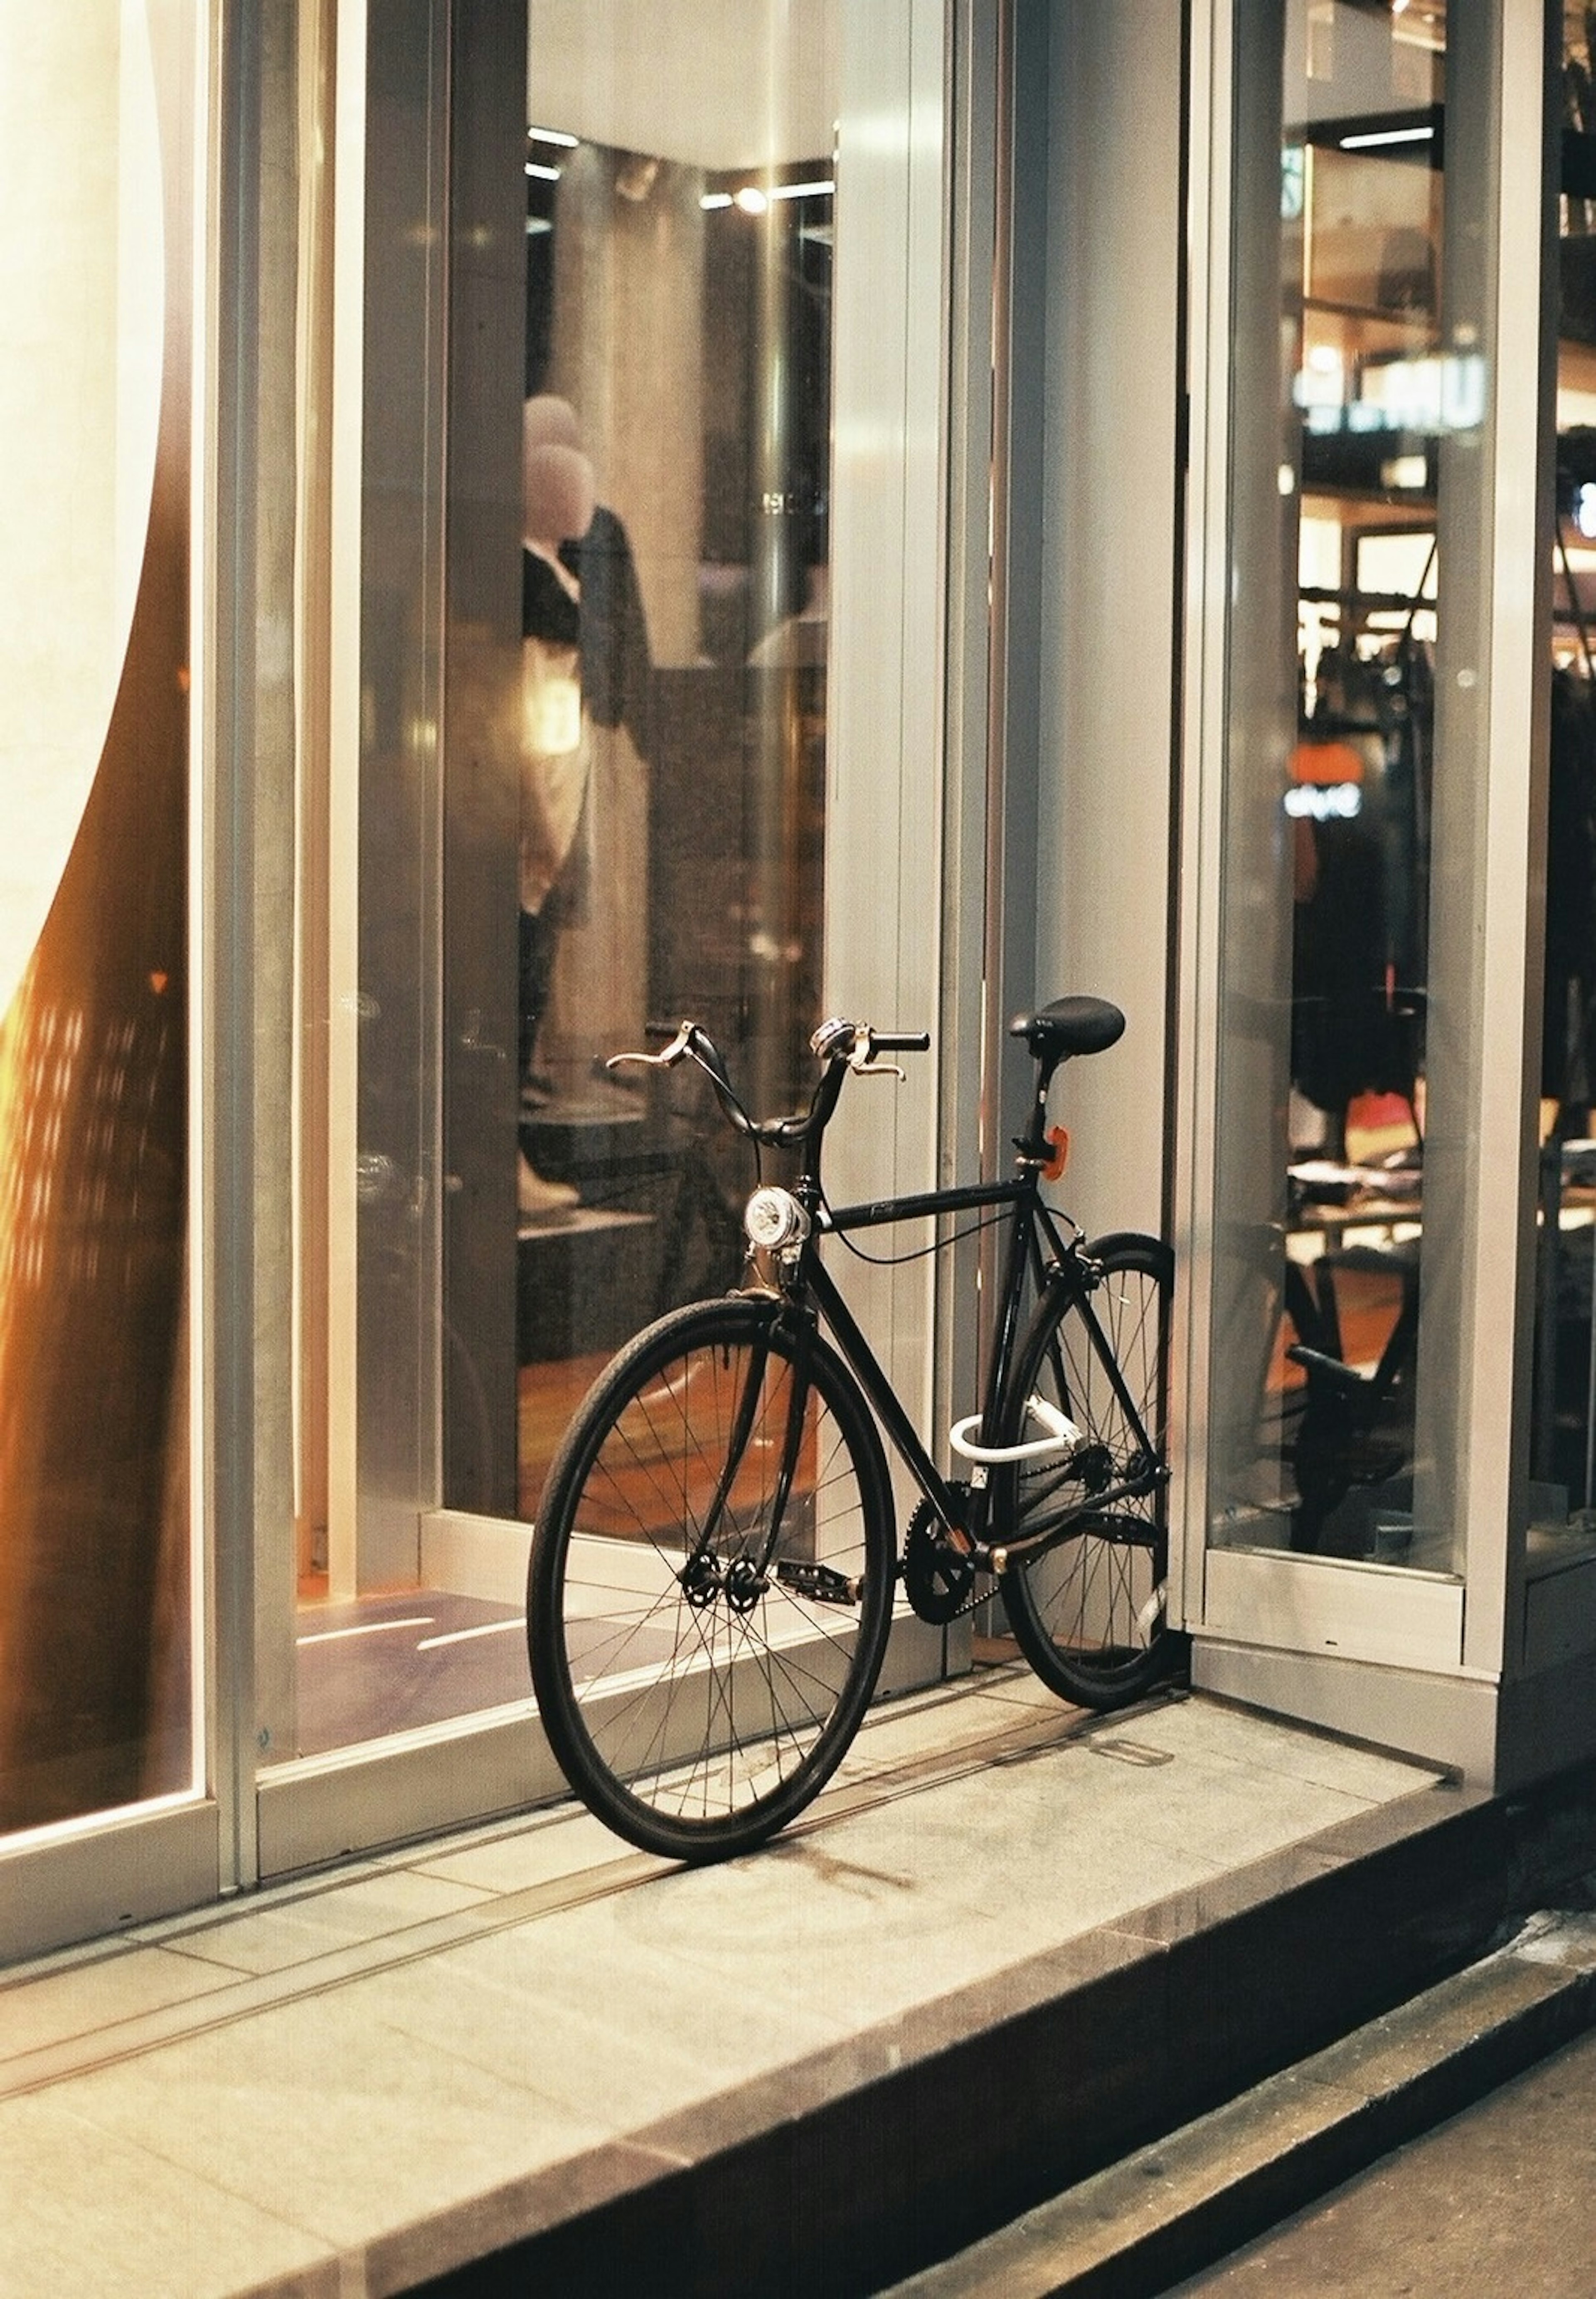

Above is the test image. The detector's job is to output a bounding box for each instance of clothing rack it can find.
[1556,509,1596,677]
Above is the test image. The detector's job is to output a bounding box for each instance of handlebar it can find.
[808,1016,931,1077]
[606,1015,929,1156]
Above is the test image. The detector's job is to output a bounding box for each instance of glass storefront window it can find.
[1207,0,1487,1587]
[505,39,833,1522]
[1528,3,1596,1570]
[0,2,197,1835]
[284,0,842,1759]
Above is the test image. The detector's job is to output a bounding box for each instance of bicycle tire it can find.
[996,1231,1174,1708]
[528,1296,896,1861]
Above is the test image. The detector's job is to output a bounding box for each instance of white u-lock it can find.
[948,1392,1085,1466]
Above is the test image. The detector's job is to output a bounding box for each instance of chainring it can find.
[903,1498,984,1625]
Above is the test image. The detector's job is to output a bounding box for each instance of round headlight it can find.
[744,1186,810,1252]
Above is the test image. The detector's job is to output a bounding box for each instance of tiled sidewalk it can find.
[0,1673,1446,2297]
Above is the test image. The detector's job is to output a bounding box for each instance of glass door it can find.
[1189,0,1511,1678]
[1522,1,1596,1671]
[259,0,948,1872]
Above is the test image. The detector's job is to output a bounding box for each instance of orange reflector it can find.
[1041,1124,1069,1182]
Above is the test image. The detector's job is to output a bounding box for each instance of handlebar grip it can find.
[872,1030,931,1054]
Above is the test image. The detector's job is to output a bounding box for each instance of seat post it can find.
[1015,1050,1064,1165]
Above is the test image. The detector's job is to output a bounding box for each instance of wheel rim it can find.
[1010,1249,1169,1686]
[534,1312,887,1845]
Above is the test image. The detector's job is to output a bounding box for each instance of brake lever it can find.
[810,1017,907,1081]
[847,1030,905,1082]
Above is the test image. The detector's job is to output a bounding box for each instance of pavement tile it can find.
[409,1802,651,1895]
[798,1732,1376,1957]
[0,2090,328,2298]
[833,1678,1071,1779]
[45,1991,610,2252]
[0,1941,238,2062]
[631,1918,1167,2174]
[1118,1698,1440,1801]
[584,1818,1103,2033]
[1303,1776,1480,1862]
[334,1899,858,2132]
[155,1867,497,1977]
[1104,1839,1360,1950]
[789,1777,1205,1959]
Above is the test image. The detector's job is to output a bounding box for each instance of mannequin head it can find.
[524,439,595,549]
[524,393,581,456]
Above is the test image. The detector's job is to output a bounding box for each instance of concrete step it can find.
[396,1728,1596,2297]
[12,1677,1596,2299]
[880,1912,1596,2299]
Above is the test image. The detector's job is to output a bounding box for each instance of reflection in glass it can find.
[513,72,833,1520]
[1210,0,1458,1574]
[1528,5,1596,1570]
[0,2,193,1832]
[291,1,837,1757]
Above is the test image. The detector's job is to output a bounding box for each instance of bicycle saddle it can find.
[1010,995,1126,1061]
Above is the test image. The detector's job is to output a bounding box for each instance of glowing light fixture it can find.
[1340,123,1433,149]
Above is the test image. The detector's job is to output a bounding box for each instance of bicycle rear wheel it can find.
[996,1232,1174,1708]
[528,1297,895,1861]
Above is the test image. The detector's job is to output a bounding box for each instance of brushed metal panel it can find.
[0,1801,218,1966]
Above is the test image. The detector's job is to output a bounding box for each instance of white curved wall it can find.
[0,1,163,1022]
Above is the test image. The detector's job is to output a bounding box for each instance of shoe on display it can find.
[517,1153,579,1222]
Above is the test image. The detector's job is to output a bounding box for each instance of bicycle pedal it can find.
[775,1559,862,1607]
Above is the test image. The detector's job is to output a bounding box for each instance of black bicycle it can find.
[526,997,1175,1861]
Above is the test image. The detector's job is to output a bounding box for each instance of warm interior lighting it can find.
[1340,124,1433,149]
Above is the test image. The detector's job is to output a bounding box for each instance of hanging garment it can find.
[521,549,591,918]
[561,505,655,760]
[1542,667,1596,1104]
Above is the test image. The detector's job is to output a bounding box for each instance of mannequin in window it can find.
[525,396,653,762]
[518,428,596,1220]
[518,397,654,1193]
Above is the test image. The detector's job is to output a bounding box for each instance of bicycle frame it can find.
[783,1171,1160,1575]
[611,1008,1163,1583]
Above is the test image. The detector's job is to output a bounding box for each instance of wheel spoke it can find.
[999,1238,1172,1708]
[528,1301,893,1858]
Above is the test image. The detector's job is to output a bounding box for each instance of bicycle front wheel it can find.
[528,1297,896,1861]
[996,1232,1174,1708]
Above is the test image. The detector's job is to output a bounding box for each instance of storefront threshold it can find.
[1191,1631,1501,1784]
[0,1669,1559,2297]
